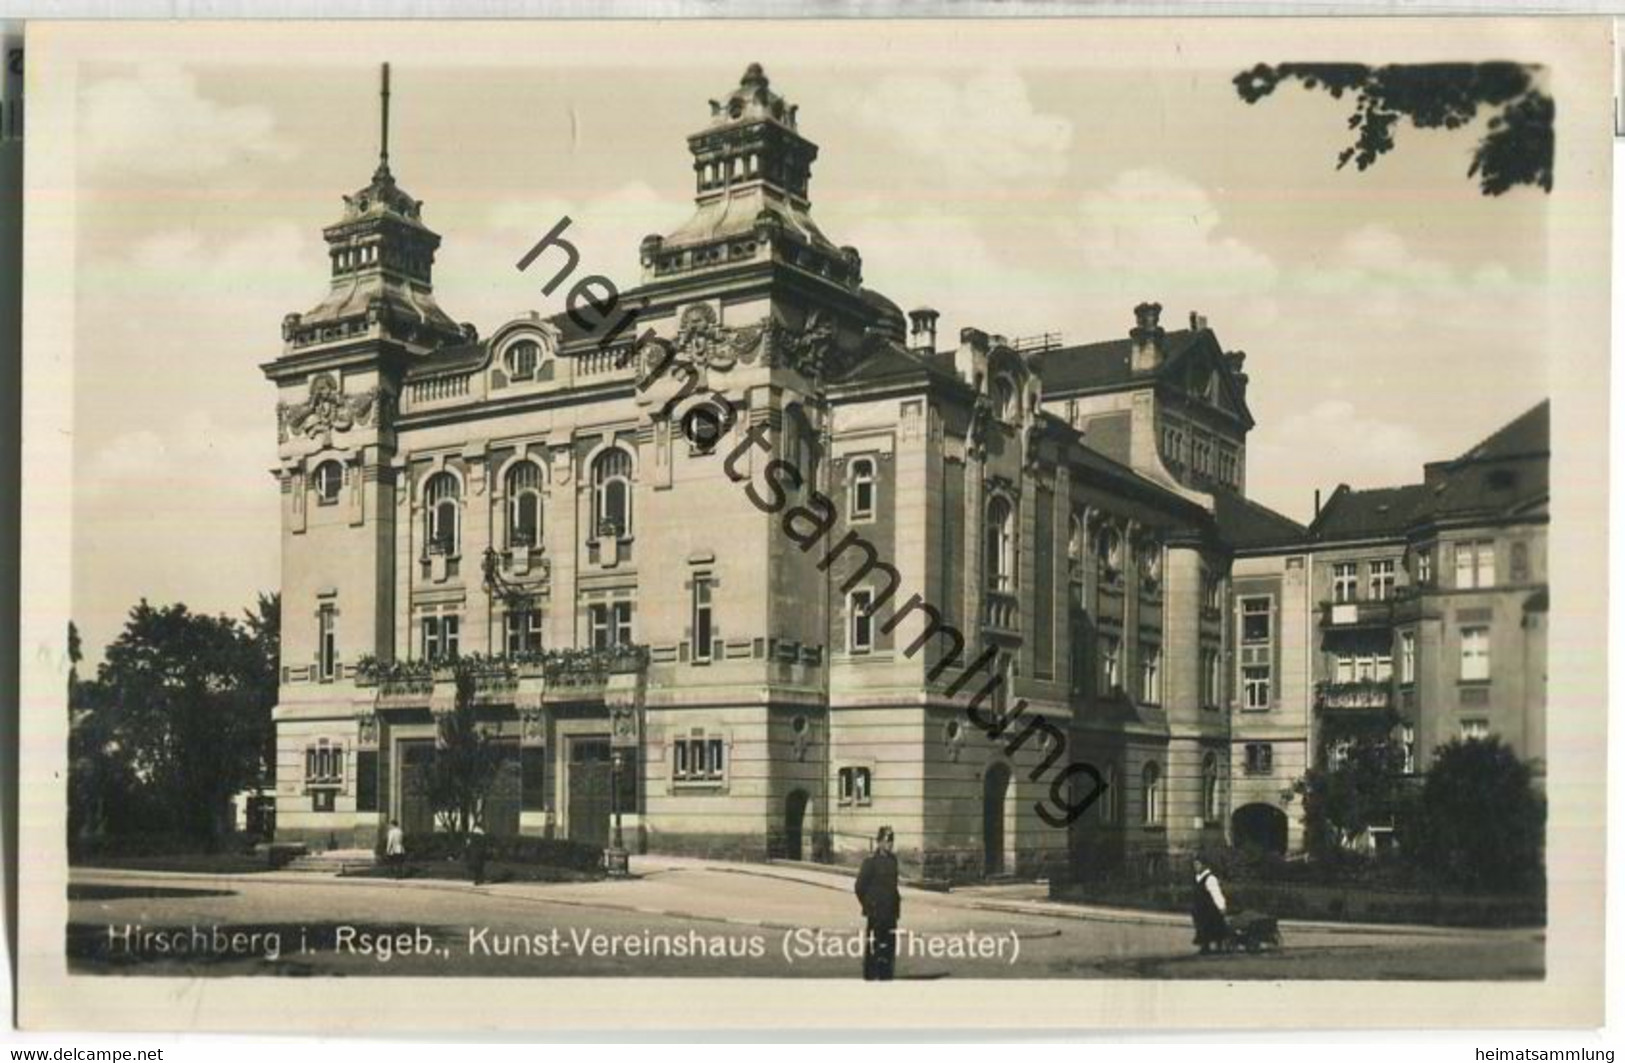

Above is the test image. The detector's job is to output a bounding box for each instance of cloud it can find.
[75,411,280,661]
[80,64,295,177]
[433,181,692,333]
[850,68,1073,185]
[1065,168,1282,335]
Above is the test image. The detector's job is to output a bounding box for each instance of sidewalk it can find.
[71,855,1516,940]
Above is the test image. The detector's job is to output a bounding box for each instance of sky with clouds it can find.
[66,23,1556,662]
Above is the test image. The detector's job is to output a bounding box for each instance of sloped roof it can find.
[1455,399,1550,463]
[1036,329,1203,393]
[1311,483,1433,541]
[1310,400,1549,542]
[1212,490,1311,550]
[402,341,488,381]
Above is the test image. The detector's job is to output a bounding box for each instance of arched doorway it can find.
[1232,803,1289,855]
[784,789,809,862]
[983,763,1012,876]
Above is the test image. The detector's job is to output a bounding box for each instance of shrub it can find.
[1403,737,1545,892]
[386,832,604,873]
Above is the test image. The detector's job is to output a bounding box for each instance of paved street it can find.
[66,856,1543,980]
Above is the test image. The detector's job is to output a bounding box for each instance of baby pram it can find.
[1224,911,1283,953]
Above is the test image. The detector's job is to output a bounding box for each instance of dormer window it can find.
[505,340,541,381]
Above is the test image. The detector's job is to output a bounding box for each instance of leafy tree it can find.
[1295,729,1411,859]
[1233,62,1553,195]
[240,593,281,785]
[1404,737,1545,892]
[91,600,275,845]
[427,662,505,836]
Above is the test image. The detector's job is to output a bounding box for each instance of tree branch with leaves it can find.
[1233,62,1553,195]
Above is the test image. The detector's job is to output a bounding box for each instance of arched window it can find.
[592,447,633,538]
[1096,523,1122,577]
[850,458,876,520]
[1142,761,1163,826]
[985,496,1014,593]
[505,461,544,548]
[1067,515,1086,609]
[311,461,343,505]
[505,340,541,381]
[424,472,460,555]
[1202,753,1221,824]
[992,375,1018,421]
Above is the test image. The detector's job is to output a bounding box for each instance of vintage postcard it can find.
[15,17,1611,1032]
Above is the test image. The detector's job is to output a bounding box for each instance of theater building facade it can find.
[261,64,1547,881]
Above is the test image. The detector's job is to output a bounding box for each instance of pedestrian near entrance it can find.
[855,825,901,981]
[1191,856,1229,954]
[385,819,406,878]
[465,823,488,886]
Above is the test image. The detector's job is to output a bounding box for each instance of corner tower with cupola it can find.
[261,65,468,846]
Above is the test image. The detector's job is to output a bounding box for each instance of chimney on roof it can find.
[908,307,939,353]
[1190,311,1208,332]
[1314,489,1321,519]
[1130,302,1165,374]
[1224,349,1250,396]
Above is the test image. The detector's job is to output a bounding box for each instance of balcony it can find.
[981,590,1020,635]
[354,647,649,709]
[1315,679,1394,714]
[1320,598,1398,630]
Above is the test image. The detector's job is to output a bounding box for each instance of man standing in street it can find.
[854,825,901,981]
[385,819,406,879]
[1191,855,1229,954]
[465,823,488,886]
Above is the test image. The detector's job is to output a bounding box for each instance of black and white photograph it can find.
[14,16,1610,1032]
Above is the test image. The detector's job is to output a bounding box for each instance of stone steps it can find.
[280,848,376,875]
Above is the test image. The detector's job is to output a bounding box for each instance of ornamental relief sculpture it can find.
[277,372,392,444]
[661,303,839,381]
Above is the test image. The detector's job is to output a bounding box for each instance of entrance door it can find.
[567,737,613,848]
[484,739,522,838]
[399,740,437,835]
[784,789,809,861]
[983,763,1011,876]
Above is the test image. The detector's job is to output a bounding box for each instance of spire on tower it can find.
[376,62,392,181]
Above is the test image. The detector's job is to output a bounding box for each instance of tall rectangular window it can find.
[505,609,543,655]
[1140,643,1161,705]
[1400,724,1416,774]
[1099,635,1121,693]
[1242,665,1271,709]
[318,604,337,682]
[421,616,459,662]
[1416,548,1433,585]
[590,602,634,650]
[1244,743,1274,776]
[1460,626,1491,681]
[1455,540,1496,589]
[1201,649,1221,708]
[1399,630,1416,684]
[850,590,875,654]
[692,575,714,663]
[1368,559,1396,601]
[1332,562,1359,603]
[1241,597,1272,642]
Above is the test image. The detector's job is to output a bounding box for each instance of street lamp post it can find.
[605,748,629,877]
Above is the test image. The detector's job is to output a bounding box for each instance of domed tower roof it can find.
[644,64,859,293]
[281,64,464,356]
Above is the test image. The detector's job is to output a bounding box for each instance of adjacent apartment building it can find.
[260,63,1549,881]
